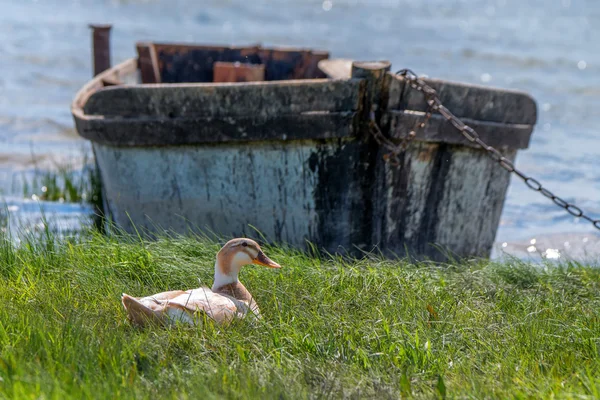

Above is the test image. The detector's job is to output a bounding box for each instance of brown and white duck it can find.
[121,238,281,327]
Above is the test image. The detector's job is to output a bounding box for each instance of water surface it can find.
[1,0,599,261]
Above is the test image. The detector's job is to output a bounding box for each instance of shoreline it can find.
[2,193,599,264]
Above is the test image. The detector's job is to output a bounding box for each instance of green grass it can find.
[0,228,599,399]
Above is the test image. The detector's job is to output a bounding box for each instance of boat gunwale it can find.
[71,57,139,119]
[71,56,537,150]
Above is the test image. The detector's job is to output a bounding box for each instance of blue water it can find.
[1,0,599,260]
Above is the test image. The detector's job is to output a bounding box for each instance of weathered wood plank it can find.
[75,112,357,146]
[387,74,537,125]
[350,61,392,251]
[258,48,309,80]
[431,145,515,259]
[386,110,534,149]
[386,72,403,110]
[305,51,330,79]
[318,59,353,80]
[136,43,161,83]
[93,139,358,249]
[257,48,330,80]
[376,141,516,261]
[71,58,138,109]
[83,79,364,118]
[308,140,366,253]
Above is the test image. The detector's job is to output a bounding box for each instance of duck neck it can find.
[211,259,253,303]
[213,281,253,303]
[212,259,239,291]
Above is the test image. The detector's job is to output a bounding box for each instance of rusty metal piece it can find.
[213,62,265,83]
[89,24,112,76]
[258,48,306,80]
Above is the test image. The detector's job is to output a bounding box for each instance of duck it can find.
[121,238,281,327]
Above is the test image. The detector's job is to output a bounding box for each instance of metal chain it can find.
[369,68,600,231]
[368,103,433,166]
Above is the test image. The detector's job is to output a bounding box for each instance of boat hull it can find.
[72,47,537,260]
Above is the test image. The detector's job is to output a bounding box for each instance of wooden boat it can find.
[71,26,537,261]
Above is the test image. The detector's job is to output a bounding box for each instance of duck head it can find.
[212,238,281,289]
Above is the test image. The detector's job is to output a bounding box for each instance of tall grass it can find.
[19,150,99,206]
[0,226,599,399]
[16,150,105,233]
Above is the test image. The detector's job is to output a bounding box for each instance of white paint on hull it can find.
[94,140,322,246]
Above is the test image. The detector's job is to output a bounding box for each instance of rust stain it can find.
[213,62,265,83]
[89,24,112,76]
[417,143,437,162]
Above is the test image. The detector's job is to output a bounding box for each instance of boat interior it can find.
[135,42,330,84]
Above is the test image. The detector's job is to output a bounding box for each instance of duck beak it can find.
[253,251,281,269]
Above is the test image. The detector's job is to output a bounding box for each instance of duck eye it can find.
[242,242,248,247]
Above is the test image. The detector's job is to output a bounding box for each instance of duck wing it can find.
[122,288,251,326]
[167,288,251,324]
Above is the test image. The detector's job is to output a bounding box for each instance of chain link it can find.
[369,68,600,231]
